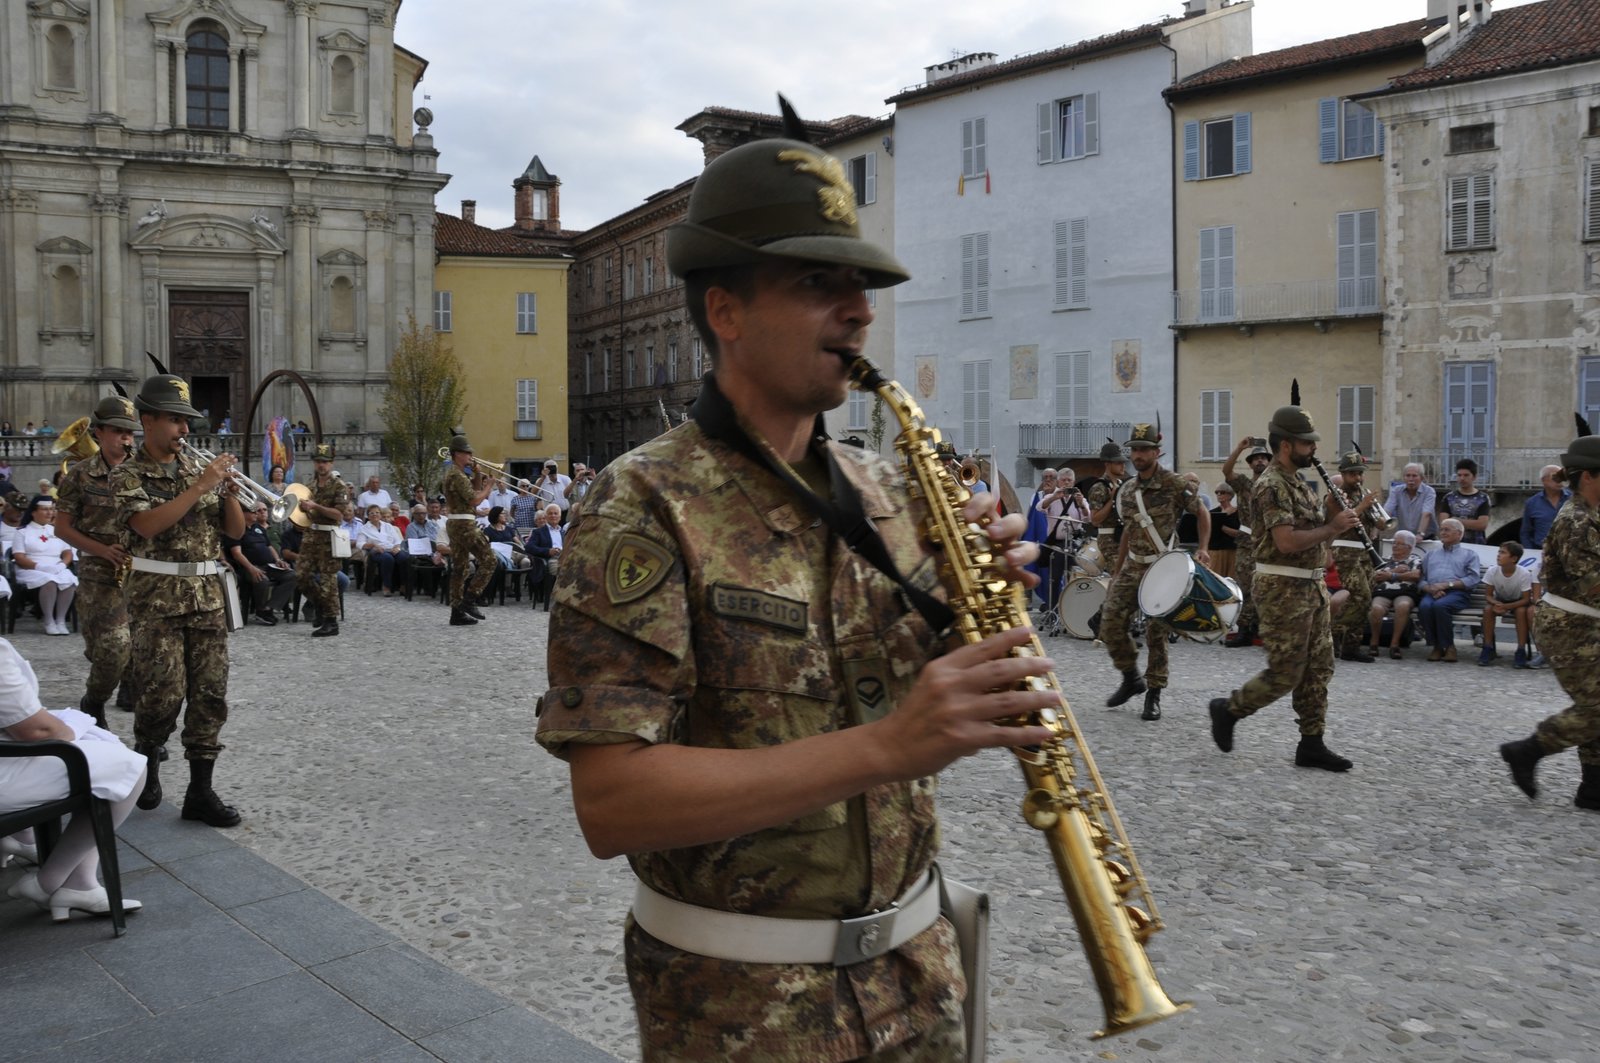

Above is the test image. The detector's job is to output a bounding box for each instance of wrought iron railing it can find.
[1172,278,1381,327]
[1018,422,1132,457]
[1405,447,1559,490]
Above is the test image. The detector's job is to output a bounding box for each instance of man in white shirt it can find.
[355,476,393,513]
[479,481,517,521]
[534,462,571,523]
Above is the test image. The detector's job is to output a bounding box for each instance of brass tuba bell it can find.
[51,416,99,474]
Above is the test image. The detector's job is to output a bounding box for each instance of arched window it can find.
[52,266,82,329]
[185,23,229,130]
[330,54,355,113]
[46,24,75,89]
[330,276,355,333]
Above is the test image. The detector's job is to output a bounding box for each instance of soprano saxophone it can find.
[848,355,1190,1040]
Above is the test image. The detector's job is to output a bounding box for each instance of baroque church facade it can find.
[0,0,446,441]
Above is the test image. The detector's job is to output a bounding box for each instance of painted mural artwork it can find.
[1010,344,1038,399]
[916,356,938,400]
[1113,339,1141,393]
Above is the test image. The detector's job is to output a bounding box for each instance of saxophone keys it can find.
[1021,787,1064,830]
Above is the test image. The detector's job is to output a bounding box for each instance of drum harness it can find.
[1125,479,1175,566]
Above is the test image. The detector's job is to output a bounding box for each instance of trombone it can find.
[435,447,522,491]
[180,440,303,523]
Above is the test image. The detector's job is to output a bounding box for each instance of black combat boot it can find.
[1294,734,1353,772]
[311,619,339,637]
[1209,697,1237,753]
[134,742,162,810]
[1141,687,1162,721]
[1575,764,1600,810]
[181,760,242,828]
[1105,669,1146,707]
[465,600,487,621]
[1500,735,1548,798]
[79,696,108,730]
[449,607,477,626]
[115,685,136,712]
[1340,641,1374,663]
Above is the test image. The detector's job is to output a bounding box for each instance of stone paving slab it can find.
[11,591,1600,1061]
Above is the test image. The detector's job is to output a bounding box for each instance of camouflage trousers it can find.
[1234,540,1257,630]
[1101,560,1172,689]
[1226,575,1333,736]
[296,530,341,620]
[76,577,134,708]
[1331,549,1373,644]
[1532,606,1600,766]
[447,520,495,607]
[132,607,230,761]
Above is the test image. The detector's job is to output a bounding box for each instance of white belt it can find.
[445,513,478,521]
[1331,540,1366,551]
[631,867,942,967]
[310,524,338,532]
[129,558,223,577]
[1128,552,1161,565]
[1541,593,1600,620]
[1255,563,1322,580]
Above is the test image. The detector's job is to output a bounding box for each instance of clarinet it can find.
[1309,458,1384,567]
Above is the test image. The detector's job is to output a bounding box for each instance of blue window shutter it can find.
[1084,92,1100,156]
[1183,120,1199,181]
[1376,118,1386,157]
[1319,98,1338,163]
[1233,113,1252,174]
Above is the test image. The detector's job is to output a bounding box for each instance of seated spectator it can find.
[1367,531,1423,659]
[1,638,144,921]
[38,478,55,499]
[527,504,564,610]
[424,499,451,562]
[338,503,364,564]
[0,491,25,555]
[485,505,530,571]
[355,504,404,595]
[225,503,295,624]
[1438,458,1491,544]
[387,503,408,535]
[1387,462,1437,540]
[0,422,12,437]
[1481,540,1535,668]
[1416,517,1482,661]
[12,495,77,635]
[409,484,428,510]
[405,504,446,585]
[1521,464,1569,549]
[37,420,56,438]
[266,464,289,493]
[354,476,392,513]
[510,479,541,539]
[21,422,36,437]
[1209,482,1241,579]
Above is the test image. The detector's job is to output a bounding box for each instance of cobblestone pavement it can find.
[19,594,1600,1063]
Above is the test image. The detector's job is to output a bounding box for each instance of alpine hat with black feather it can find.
[1561,412,1600,476]
[1268,379,1320,442]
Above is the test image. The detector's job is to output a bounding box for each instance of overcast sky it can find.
[398,0,1538,232]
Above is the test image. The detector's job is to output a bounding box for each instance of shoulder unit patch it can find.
[606,532,673,604]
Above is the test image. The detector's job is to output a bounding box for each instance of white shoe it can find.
[1,835,38,867]
[47,884,142,922]
[5,871,51,910]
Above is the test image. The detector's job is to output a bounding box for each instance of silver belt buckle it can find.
[832,903,899,966]
[178,563,198,576]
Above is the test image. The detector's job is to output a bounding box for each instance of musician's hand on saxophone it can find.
[96,542,131,568]
[963,491,1041,587]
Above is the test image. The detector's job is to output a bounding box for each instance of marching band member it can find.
[293,443,350,638]
[442,435,495,626]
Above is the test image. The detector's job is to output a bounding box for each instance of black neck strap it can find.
[690,374,954,634]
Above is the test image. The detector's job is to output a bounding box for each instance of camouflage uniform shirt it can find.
[442,465,474,515]
[1253,464,1329,572]
[56,452,126,585]
[1115,468,1196,561]
[1536,496,1600,607]
[112,449,225,616]
[536,413,961,1062]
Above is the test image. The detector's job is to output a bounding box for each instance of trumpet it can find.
[180,441,301,523]
[435,447,521,491]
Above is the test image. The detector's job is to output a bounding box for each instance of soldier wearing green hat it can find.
[1099,422,1208,722]
[112,373,247,827]
[54,394,141,726]
[1083,439,1129,563]
[1500,422,1600,810]
[441,434,494,626]
[1221,436,1273,646]
[293,441,350,637]
[536,112,1047,1061]
[1209,396,1358,772]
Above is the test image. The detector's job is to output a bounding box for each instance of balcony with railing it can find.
[1406,447,1557,490]
[1171,278,1381,332]
[1018,421,1132,458]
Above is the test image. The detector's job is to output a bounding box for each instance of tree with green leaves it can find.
[382,312,466,497]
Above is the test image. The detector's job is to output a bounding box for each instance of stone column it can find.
[91,188,128,374]
[363,209,392,375]
[366,6,392,141]
[244,46,260,134]
[153,40,170,127]
[95,0,120,118]
[227,45,240,132]
[288,202,318,372]
[173,41,187,127]
[2,191,41,369]
[291,1,312,132]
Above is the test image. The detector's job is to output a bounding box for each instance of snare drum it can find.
[1060,575,1109,640]
[1073,540,1104,577]
[1137,551,1241,642]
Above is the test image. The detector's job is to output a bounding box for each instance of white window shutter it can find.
[1201,391,1216,459]
[974,231,990,316]
[960,233,975,317]
[974,117,987,174]
[1199,227,1217,317]
[1586,159,1600,241]
[1319,97,1339,162]
[1471,172,1493,247]
[1216,225,1235,316]
[1084,92,1100,157]
[962,119,974,177]
[1069,217,1088,307]
[1183,120,1200,181]
[1448,175,1470,249]
[1219,390,1232,454]
[1038,102,1054,163]
[1357,209,1378,309]
[1071,351,1089,419]
[1336,210,1357,309]
[1053,220,1072,307]
[864,151,876,204]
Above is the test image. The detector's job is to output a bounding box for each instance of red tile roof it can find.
[887,22,1171,105]
[1378,0,1600,92]
[434,213,570,258]
[1167,17,1437,97]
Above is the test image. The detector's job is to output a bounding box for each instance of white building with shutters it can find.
[1361,0,1600,504]
[1164,17,1434,487]
[885,1,1253,489]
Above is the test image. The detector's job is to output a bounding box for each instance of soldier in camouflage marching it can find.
[1501,424,1600,810]
[1100,423,1208,722]
[114,374,247,827]
[294,443,349,637]
[53,395,140,727]
[1221,437,1271,647]
[1326,450,1389,664]
[1084,439,1127,570]
[1210,400,1357,772]
[442,435,494,626]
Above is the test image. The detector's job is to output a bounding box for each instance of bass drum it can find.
[1073,540,1104,577]
[1060,575,1110,640]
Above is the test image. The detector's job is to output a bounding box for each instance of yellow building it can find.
[1166,19,1435,489]
[432,185,573,481]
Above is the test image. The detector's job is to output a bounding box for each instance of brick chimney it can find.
[461,199,476,225]
[512,156,561,233]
